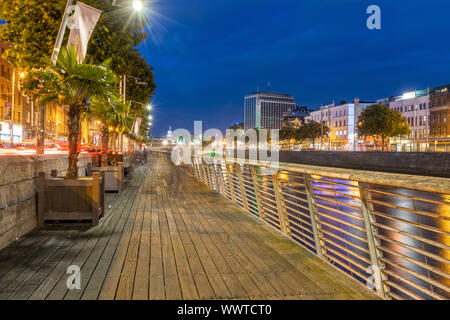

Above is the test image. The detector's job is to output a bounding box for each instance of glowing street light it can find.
[147,104,152,111]
[148,115,153,120]
[132,0,144,12]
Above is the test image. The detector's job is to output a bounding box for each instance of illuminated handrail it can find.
[150,150,450,300]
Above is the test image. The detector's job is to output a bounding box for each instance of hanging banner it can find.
[134,117,142,136]
[67,1,102,62]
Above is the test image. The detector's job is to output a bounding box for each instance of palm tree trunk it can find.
[66,104,81,179]
[100,126,109,167]
[382,136,385,152]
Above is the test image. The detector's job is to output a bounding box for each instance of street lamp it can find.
[132,0,144,11]
[147,104,152,111]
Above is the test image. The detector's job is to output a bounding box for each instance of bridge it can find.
[0,155,379,300]
[0,151,448,300]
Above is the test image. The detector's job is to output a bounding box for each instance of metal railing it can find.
[150,150,450,300]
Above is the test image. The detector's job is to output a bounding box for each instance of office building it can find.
[306,98,375,151]
[244,92,296,130]
[389,89,430,152]
[429,85,450,151]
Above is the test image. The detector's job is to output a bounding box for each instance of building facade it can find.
[244,92,296,130]
[0,39,103,147]
[429,85,450,151]
[306,98,375,151]
[388,89,430,152]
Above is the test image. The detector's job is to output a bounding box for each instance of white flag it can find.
[134,117,142,136]
[67,2,102,62]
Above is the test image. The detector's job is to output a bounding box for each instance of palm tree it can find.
[109,101,134,156]
[86,94,124,167]
[41,46,117,178]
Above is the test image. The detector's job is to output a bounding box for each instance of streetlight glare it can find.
[132,0,144,11]
[147,105,152,110]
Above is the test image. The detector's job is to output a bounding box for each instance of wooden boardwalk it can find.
[0,157,378,300]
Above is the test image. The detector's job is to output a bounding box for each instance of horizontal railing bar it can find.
[379,257,450,293]
[324,253,370,281]
[318,221,369,244]
[287,218,314,235]
[311,186,362,200]
[282,192,309,205]
[367,188,449,206]
[371,210,450,237]
[283,197,310,212]
[313,194,362,211]
[377,246,450,280]
[307,177,360,190]
[322,237,371,265]
[281,185,307,195]
[316,211,366,232]
[373,221,450,251]
[285,208,313,225]
[320,228,371,255]
[368,199,450,222]
[384,280,425,300]
[375,234,450,265]
[324,245,370,271]
[314,202,365,222]
[382,269,446,300]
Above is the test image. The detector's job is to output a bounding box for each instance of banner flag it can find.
[134,117,142,136]
[67,2,102,62]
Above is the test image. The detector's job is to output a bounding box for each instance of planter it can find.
[89,163,124,193]
[37,170,105,227]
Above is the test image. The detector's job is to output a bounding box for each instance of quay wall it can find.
[0,155,91,250]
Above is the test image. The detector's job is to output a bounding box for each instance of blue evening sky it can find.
[138,0,450,136]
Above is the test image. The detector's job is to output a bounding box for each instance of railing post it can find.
[211,163,220,193]
[272,173,291,236]
[250,166,265,220]
[236,164,250,212]
[226,164,237,203]
[358,182,389,299]
[304,174,325,258]
[216,162,226,195]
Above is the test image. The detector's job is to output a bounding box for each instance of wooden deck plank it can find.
[132,176,152,300]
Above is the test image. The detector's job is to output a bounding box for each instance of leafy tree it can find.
[280,123,296,150]
[0,0,156,131]
[87,94,129,167]
[29,46,117,178]
[297,120,329,150]
[357,104,410,151]
[228,123,243,130]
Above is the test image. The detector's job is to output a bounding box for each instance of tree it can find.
[35,46,117,178]
[280,123,296,150]
[0,0,156,120]
[357,104,410,151]
[87,94,129,167]
[228,123,243,130]
[297,120,329,150]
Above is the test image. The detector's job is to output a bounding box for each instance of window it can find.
[423,103,427,109]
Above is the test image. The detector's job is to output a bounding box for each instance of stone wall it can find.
[277,151,450,177]
[0,154,92,250]
[231,150,449,177]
